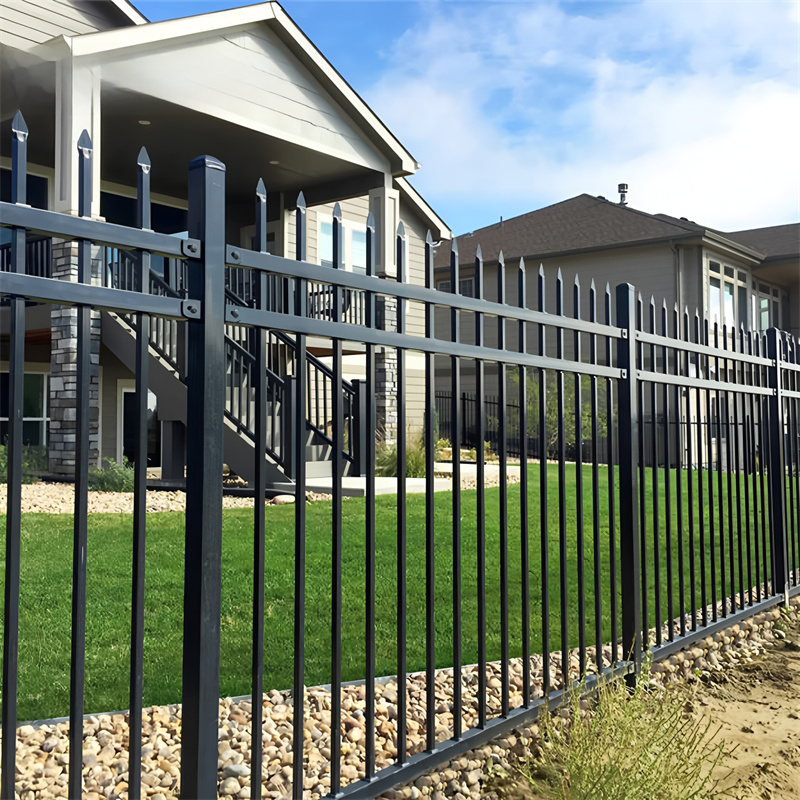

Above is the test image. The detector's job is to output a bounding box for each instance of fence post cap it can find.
[188,154,225,172]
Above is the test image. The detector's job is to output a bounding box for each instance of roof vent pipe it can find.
[618,183,628,205]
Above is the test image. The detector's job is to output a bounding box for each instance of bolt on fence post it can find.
[615,283,643,675]
[181,155,226,800]
[766,327,789,603]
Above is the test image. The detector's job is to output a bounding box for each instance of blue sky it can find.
[135,1,800,236]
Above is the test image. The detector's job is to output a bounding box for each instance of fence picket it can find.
[2,117,799,800]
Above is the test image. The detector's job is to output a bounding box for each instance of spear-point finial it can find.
[333,201,342,220]
[425,229,434,246]
[498,249,505,265]
[519,255,526,273]
[539,263,545,278]
[476,243,482,260]
[590,277,596,292]
[574,273,580,288]
[256,177,266,201]
[77,129,93,157]
[137,146,151,175]
[12,110,28,141]
[556,266,562,281]
[397,220,405,237]
[366,211,375,232]
[451,236,459,258]
[296,190,306,210]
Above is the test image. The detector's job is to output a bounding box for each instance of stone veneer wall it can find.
[376,297,398,443]
[48,240,101,475]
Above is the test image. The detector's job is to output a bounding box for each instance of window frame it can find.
[318,217,369,274]
[0,368,50,448]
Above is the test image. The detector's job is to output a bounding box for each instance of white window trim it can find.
[0,364,50,449]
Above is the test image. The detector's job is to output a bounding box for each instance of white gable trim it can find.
[111,0,148,25]
[61,2,418,176]
[396,177,451,241]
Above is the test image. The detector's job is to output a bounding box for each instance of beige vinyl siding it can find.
[95,26,387,173]
[434,243,678,396]
[0,0,124,50]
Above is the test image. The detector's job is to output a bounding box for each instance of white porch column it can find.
[369,179,401,442]
[368,179,400,279]
[55,56,101,215]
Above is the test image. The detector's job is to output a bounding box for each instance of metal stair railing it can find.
[224,283,357,466]
[104,248,355,472]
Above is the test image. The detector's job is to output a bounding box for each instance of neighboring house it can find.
[0,0,450,483]
[435,190,798,374]
[432,190,799,461]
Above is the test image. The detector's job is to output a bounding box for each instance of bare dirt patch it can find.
[688,614,800,800]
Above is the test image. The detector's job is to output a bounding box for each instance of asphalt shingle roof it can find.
[435,194,799,270]
[723,224,800,261]
[436,194,704,268]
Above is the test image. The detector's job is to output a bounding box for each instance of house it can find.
[432,190,799,461]
[434,189,798,369]
[0,0,450,483]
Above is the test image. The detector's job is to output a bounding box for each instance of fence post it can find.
[766,328,789,601]
[283,376,297,481]
[181,155,226,800]
[351,378,368,477]
[615,283,642,673]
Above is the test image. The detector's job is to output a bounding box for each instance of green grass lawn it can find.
[0,463,782,721]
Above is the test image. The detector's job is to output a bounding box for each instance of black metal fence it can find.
[2,112,800,800]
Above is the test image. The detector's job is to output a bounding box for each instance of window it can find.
[0,372,49,446]
[437,278,474,297]
[707,259,750,331]
[319,219,368,273]
[754,281,785,330]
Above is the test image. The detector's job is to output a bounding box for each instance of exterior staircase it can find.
[101,250,357,488]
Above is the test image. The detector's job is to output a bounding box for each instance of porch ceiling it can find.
[101,90,382,207]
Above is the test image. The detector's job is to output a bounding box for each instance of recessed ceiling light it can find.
[138,120,151,126]
[269,160,279,165]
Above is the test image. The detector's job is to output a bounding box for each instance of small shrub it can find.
[524,666,726,800]
[88,458,136,492]
[0,443,47,484]
[375,436,427,478]
[435,438,451,460]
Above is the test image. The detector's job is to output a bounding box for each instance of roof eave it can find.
[270,4,419,176]
[396,177,451,241]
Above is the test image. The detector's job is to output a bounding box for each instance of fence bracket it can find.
[181,238,201,257]
[181,299,201,319]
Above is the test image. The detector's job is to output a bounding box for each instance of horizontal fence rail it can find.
[1,112,799,800]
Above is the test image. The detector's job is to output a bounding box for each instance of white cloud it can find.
[366,0,800,234]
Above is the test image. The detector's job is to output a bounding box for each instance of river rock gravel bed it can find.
[4,598,798,800]
[0,483,330,515]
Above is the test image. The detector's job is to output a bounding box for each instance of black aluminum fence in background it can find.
[2,111,800,800]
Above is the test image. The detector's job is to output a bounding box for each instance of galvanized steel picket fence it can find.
[2,113,800,799]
